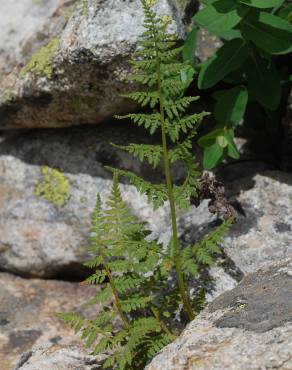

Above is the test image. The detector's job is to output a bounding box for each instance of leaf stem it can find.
[150,306,177,340]
[153,22,194,321]
[104,264,130,330]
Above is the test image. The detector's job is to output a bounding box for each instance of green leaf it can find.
[245,56,281,110]
[183,28,198,64]
[203,142,224,169]
[225,129,240,159]
[218,29,242,40]
[238,0,282,8]
[277,4,292,22]
[198,38,249,89]
[193,0,248,36]
[241,11,292,55]
[198,128,225,147]
[217,135,229,148]
[214,86,248,126]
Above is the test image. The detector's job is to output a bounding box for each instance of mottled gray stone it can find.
[0,272,99,370]
[0,126,291,286]
[13,344,99,370]
[0,125,213,278]
[0,0,196,129]
[146,259,292,370]
[225,172,292,274]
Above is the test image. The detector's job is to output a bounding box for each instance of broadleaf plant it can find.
[58,1,232,368]
[187,0,292,169]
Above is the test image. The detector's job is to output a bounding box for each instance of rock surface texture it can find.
[0,126,291,281]
[13,344,99,370]
[146,259,292,370]
[0,273,99,370]
[0,0,195,129]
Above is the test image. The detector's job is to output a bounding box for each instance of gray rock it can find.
[282,89,292,171]
[0,0,196,129]
[146,259,292,370]
[184,171,292,275]
[0,272,99,370]
[225,172,292,274]
[0,126,291,285]
[13,344,99,370]
[0,125,211,278]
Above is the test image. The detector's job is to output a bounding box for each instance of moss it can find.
[82,0,89,16]
[2,89,15,103]
[35,166,70,207]
[20,37,60,79]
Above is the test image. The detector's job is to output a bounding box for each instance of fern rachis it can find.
[58,1,232,368]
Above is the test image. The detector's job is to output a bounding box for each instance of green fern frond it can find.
[121,294,151,312]
[128,72,158,87]
[112,142,163,168]
[145,335,172,359]
[194,219,233,266]
[56,312,85,333]
[114,275,143,294]
[86,285,113,305]
[164,96,199,119]
[122,91,159,107]
[85,270,107,285]
[105,166,168,209]
[115,112,161,134]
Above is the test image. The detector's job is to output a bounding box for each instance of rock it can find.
[0,126,291,283]
[184,171,292,275]
[0,0,196,129]
[0,272,99,370]
[225,172,292,274]
[0,124,209,278]
[146,259,292,370]
[282,89,292,171]
[13,344,99,370]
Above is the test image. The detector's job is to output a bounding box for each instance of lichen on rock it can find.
[2,89,15,103]
[35,166,69,206]
[20,37,60,79]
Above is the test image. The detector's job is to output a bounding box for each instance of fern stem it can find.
[154,27,194,322]
[150,306,177,340]
[104,264,130,330]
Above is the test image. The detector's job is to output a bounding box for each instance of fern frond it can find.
[168,133,195,163]
[112,142,162,168]
[181,246,199,276]
[115,112,161,134]
[85,270,107,285]
[130,59,157,72]
[121,294,151,312]
[173,153,200,209]
[193,219,232,266]
[145,334,172,359]
[159,46,183,62]
[86,285,113,305]
[162,78,186,97]
[128,72,158,87]
[115,275,143,294]
[122,91,159,107]
[105,166,168,209]
[165,96,199,118]
[56,312,85,333]
[83,255,103,268]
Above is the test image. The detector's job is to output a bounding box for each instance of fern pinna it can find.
[58,0,232,368]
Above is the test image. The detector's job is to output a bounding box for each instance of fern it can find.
[58,1,232,368]
[58,176,173,369]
